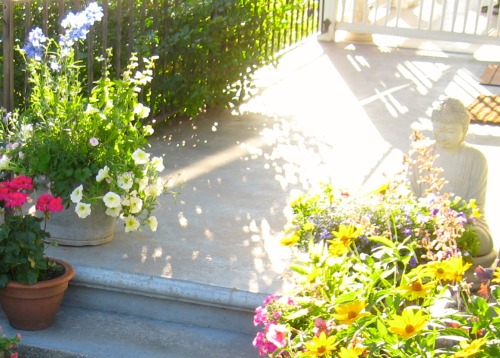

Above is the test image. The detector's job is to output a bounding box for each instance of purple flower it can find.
[475,266,494,282]
[409,256,418,267]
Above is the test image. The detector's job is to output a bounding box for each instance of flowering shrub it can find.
[0,175,63,287]
[252,132,500,357]
[3,3,166,233]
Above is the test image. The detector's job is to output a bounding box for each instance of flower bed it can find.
[253,132,500,357]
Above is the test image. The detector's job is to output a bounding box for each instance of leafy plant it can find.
[4,3,167,233]
[9,0,319,121]
[0,175,63,287]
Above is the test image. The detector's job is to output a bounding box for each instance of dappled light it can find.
[46,37,500,298]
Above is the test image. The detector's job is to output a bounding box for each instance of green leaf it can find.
[283,308,309,321]
[368,236,395,248]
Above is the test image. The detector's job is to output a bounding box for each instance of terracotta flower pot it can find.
[0,258,75,330]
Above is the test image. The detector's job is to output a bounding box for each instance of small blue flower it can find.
[22,27,47,60]
[84,2,104,24]
[60,2,103,45]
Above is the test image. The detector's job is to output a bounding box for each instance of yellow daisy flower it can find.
[492,267,500,284]
[280,232,300,246]
[338,346,367,358]
[331,224,362,246]
[398,279,435,299]
[373,181,390,195]
[418,261,449,281]
[387,309,429,339]
[332,301,371,325]
[303,331,337,357]
[328,239,350,257]
[453,337,487,357]
[442,257,472,283]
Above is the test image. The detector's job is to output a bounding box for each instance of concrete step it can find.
[0,265,264,357]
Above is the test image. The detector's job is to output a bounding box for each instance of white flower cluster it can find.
[69,148,165,233]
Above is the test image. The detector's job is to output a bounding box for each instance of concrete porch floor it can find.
[46,37,500,298]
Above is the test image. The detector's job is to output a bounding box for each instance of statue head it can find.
[431,98,470,150]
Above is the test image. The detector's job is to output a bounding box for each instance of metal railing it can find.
[331,0,500,45]
[1,0,323,115]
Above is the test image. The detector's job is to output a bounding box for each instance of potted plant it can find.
[252,132,500,356]
[2,2,167,245]
[0,174,75,331]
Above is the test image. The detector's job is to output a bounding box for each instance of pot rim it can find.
[4,257,75,289]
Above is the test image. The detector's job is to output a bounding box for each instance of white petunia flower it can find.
[133,103,151,119]
[105,206,122,218]
[70,185,83,203]
[147,216,158,232]
[145,177,164,198]
[117,172,134,190]
[96,166,110,182]
[128,196,143,214]
[103,192,121,208]
[0,154,11,170]
[137,177,149,192]
[124,216,140,233]
[151,156,165,172]
[75,202,91,219]
[132,149,149,165]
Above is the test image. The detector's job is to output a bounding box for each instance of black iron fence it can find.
[2,0,323,118]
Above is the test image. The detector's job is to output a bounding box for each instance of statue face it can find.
[432,122,465,150]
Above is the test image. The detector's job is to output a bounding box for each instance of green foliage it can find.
[4,4,168,233]
[0,214,49,287]
[6,0,319,121]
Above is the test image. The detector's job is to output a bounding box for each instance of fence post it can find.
[2,0,14,112]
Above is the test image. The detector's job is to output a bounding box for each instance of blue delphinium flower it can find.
[84,2,104,24]
[22,27,47,61]
[59,2,104,51]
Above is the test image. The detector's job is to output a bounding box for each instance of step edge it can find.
[70,264,269,312]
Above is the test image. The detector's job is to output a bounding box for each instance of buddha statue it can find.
[409,98,497,283]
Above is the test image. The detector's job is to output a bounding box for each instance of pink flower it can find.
[253,306,268,326]
[5,192,28,208]
[9,175,33,190]
[313,318,330,336]
[36,194,64,213]
[0,186,10,201]
[89,137,99,146]
[264,294,277,305]
[252,331,277,356]
[265,323,288,348]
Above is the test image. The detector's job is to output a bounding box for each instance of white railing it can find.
[328,0,500,45]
